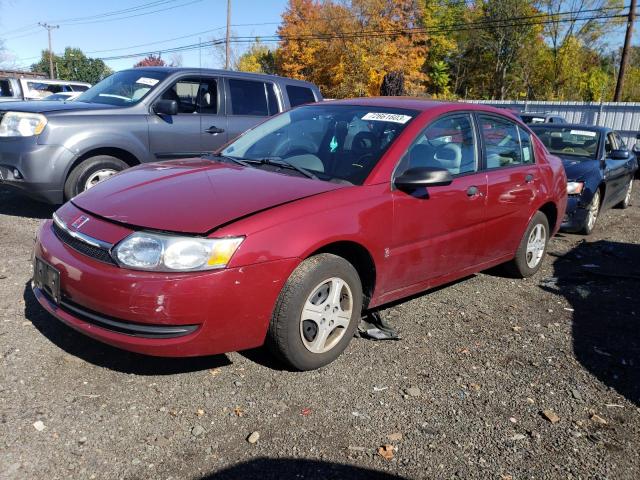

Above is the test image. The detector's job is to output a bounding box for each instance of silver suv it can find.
[0,67,322,203]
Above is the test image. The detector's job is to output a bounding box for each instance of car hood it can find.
[72,159,346,234]
[0,100,117,114]
[558,156,600,181]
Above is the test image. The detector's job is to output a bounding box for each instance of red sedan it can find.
[32,99,567,370]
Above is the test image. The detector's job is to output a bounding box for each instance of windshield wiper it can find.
[207,153,253,168]
[254,157,319,180]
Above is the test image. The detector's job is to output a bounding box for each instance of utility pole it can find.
[38,22,59,79]
[614,0,636,102]
[225,0,231,69]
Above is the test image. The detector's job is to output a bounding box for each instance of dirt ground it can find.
[1,183,639,480]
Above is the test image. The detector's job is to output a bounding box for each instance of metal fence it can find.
[463,100,640,148]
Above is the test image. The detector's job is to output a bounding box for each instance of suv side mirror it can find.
[394,167,453,193]
[153,99,178,116]
[609,149,630,160]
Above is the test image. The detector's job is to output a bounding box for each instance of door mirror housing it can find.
[153,99,178,116]
[609,149,630,160]
[394,167,453,193]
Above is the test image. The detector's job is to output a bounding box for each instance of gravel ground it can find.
[1,183,639,480]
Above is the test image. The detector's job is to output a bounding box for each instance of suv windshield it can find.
[76,70,167,106]
[221,104,417,185]
[531,126,600,160]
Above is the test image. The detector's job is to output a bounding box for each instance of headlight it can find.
[0,112,48,137]
[567,181,584,195]
[113,232,244,272]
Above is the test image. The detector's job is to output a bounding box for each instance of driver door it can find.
[386,113,488,293]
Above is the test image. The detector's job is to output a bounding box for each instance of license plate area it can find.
[33,257,60,304]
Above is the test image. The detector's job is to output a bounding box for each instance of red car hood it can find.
[72,159,345,234]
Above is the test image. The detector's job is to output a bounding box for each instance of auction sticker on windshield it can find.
[136,77,160,87]
[570,129,597,137]
[362,112,412,124]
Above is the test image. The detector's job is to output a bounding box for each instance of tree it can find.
[236,40,277,74]
[134,54,166,68]
[31,47,112,84]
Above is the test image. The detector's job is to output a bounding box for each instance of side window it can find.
[229,79,272,116]
[162,78,199,114]
[398,114,477,176]
[613,132,627,150]
[479,115,523,169]
[0,80,13,97]
[605,133,615,153]
[286,85,316,107]
[518,127,535,164]
[198,78,218,115]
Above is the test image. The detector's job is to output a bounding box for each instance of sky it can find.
[0,0,289,72]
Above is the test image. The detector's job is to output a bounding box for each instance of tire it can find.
[64,155,129,200]
[580,188,601,235]
[267,253,363,371]
[503,211,549,278]
[616,178,633,209]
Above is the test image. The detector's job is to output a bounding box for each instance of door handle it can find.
[466,185,482,197]
[204,126,225,134]
[525,174,534,183]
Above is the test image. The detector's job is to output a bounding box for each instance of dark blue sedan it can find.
[531,124,637,234]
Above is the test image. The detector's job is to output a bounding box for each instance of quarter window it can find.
[229,79,278,116]
[398,114,478,176]
[286,85,316,107]
[479,115,534,169]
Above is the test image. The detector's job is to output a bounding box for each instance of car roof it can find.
[529,123,610,133]
[322,97,518,117]
[126,67,317,86]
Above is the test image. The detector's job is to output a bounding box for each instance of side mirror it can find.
[394,167,453,193]
[153,99,178,116]
[635,133,640,140]
[609,149,630,160]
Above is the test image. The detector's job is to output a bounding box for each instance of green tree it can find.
[236,40,277,74]
[31,48,112,84]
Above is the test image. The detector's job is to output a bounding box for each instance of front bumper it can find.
[32,213,298,357]
[0,136,74,204]
[560,195,588,232]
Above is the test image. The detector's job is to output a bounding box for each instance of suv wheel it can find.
[267,253,363,371]
[64,155,128,200]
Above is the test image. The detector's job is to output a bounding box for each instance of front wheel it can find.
[267,254,363,371]
[64,155,129,200]
[504,211,549,278]
[580,188,601,235]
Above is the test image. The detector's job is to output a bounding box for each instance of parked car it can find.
[530,124,637,234]
[519,113,566,124]
[0,77,90,102]
[32,99,567,370]
[0,67,322,204]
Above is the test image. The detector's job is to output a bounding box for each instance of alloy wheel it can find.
[586,190,600,231]
[525,223,547,269]
[84,169,118,191]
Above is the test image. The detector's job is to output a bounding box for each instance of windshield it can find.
[531,126,600,160]
[76,70,167,106]
[221,104,418,184]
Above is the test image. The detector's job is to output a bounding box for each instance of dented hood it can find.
[72,158,345,234]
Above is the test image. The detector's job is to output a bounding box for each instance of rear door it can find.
[480,114,541,260]
[225,77,280,142]
[387,113,488,292]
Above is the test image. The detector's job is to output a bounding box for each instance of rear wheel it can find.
[504,211,549,278]
[580,189,601,235]
[64,155,128,200]
[267,253,363,371]
[616,179,633,209]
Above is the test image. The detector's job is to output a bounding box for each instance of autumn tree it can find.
[134,54,166,68]
[236,40,277,74]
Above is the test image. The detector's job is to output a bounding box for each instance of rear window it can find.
[0,79,13,97]
[229,79,278,116]
[286,85,316,107]
[520,115,545,124]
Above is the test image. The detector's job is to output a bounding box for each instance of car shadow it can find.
[22,282,232,375]
[199,458,408,480]
[541,240,640,406]
[0,186,57,219]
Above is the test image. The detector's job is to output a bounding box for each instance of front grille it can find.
[52,221,117,265]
